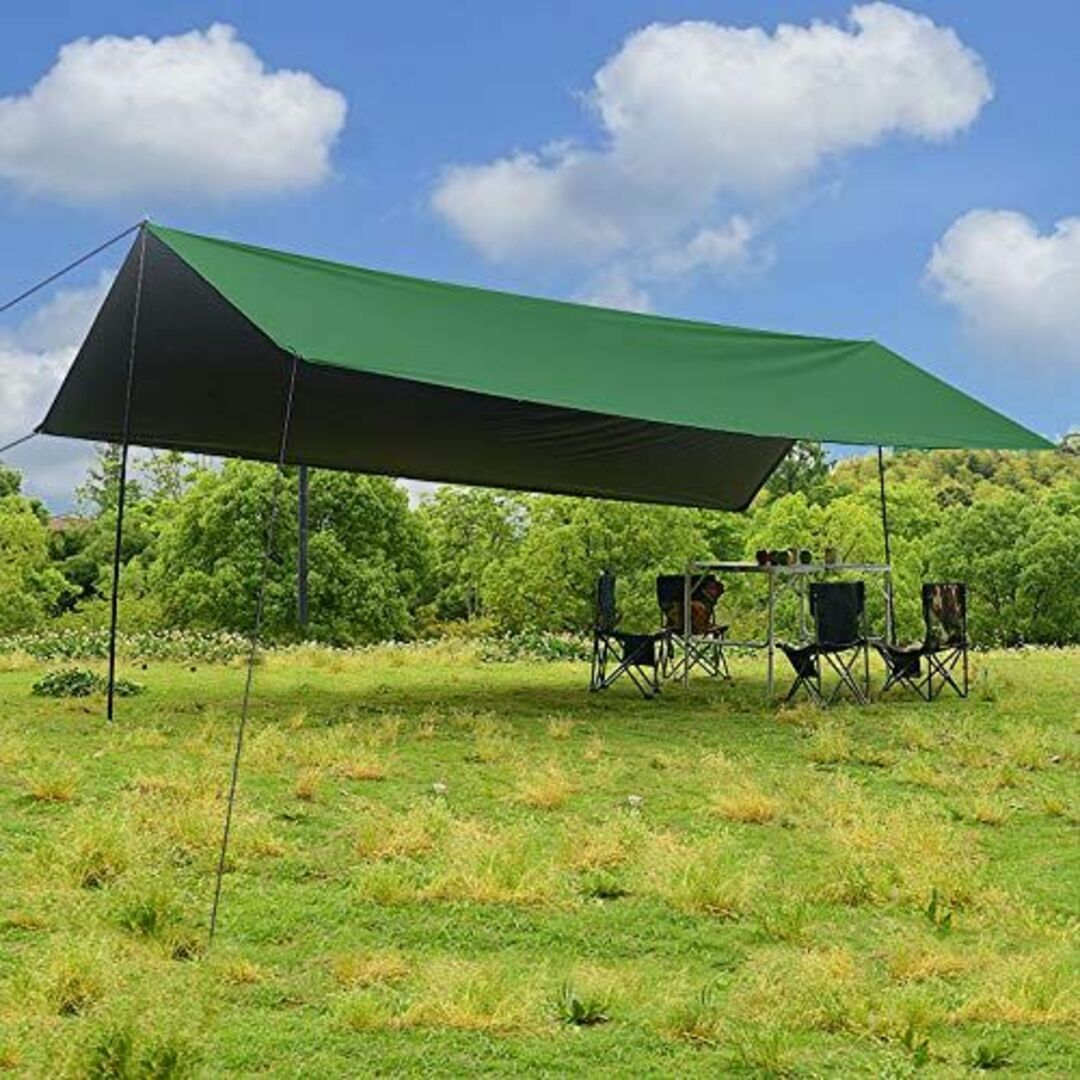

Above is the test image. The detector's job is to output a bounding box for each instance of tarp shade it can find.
[40,224,1052,511]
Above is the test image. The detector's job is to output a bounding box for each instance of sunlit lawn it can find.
[0,644,1076,1076]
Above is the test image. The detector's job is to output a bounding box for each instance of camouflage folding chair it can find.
[589,571,664,699]
[877,583,969,700]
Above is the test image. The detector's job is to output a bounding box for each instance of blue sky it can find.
[2,1,1077,507]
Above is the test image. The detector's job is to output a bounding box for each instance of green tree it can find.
[764,441,832,503]
[0,492,75,631]
[482,495,709,632]
[152,462,430,644]
[419,487,524,621]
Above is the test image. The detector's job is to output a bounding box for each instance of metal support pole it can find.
[877,446,895,644]
[297,464,309,633]
[766,569,776,700]
[106,225,148,722]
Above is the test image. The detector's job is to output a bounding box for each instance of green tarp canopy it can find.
[40,223,1052,510]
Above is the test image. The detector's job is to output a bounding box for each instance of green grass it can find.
[0,644,1076,1076]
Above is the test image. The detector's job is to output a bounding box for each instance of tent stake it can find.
[209,353,300,946]
[106,225,148,722]
[877,446,895,644]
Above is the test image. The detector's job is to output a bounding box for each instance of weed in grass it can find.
[545,714,575,740]
[818,792,985,910]
[4,910,47,932]
[333,950,411,989]
[805,723,852,765]
[355,802,447,861]
[294,768,322,801]
[899,719,936,752]
[219,958,267,986]
[117,890,180,940]
[560,816,641,871]
[964,794,1010,827]
[0,1045,20,1070]
[399,958,542,1033]
[899,1020,932,1067]
[991,763,1021,790]
[357,861,423,906]
[515,762,574,810]
[555,981,610,1026]
[65,818,131,889]
[924,887,954,934]
[582,736,604,762]
[952,951,1078,1024]
[0,731,27,767]
[968,1035,1014,1070]
[578,867,630,900]
[886,941,974,983]
[24,766,78,802]
[660,984,725,1046]
[729,1023,797,1076]
[466,718,515,764]
[44,952,104,1017]
[896,758,958,793]
[656,841,759,920]
[423,820,560,906]
[82,1024,197,1079]
[338,988,398,1032]
[713,780,781,824]
[339,756,387,782]
[754,896,811,944]
[1001,725,1050,771]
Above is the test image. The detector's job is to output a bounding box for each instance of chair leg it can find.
[823,650,869,705]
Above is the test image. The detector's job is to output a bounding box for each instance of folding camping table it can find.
[681,561,893,698]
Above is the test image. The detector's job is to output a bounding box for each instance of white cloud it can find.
[0,24,346,203]
[433,3,990,294]
[576,268,654,313]
[0,273,114,506]
[927,209,1080,371]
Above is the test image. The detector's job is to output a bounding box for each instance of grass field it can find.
[0,644,1076,1077]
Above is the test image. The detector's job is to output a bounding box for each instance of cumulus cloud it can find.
[0,24,346,203]
[433,3,990,301]
[0,273,114,505]
[927,209,1080,371]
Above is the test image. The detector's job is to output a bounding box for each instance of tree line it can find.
[1,441,1077,647]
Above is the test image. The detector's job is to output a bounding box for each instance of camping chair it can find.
[656,574,730,680]
[589,571,665,698]
[780,582,870,705]
[877,583,969,700]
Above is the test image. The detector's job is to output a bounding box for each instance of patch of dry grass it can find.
[332,950,411,989]
[354,802,448,861]
[23,766,78,803]
[514,762,575,809]
[712,780,782,824]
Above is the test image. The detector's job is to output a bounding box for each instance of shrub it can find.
[31,668,144,698]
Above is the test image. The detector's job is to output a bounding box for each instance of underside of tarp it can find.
[39,223,1052,512]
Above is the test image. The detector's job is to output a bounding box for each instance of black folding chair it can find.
[656,574,730,680]
[589,571,664,698]
[877,583,969,700]
[780,582,870,705]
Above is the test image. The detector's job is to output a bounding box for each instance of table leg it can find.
[683,568,691,688]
